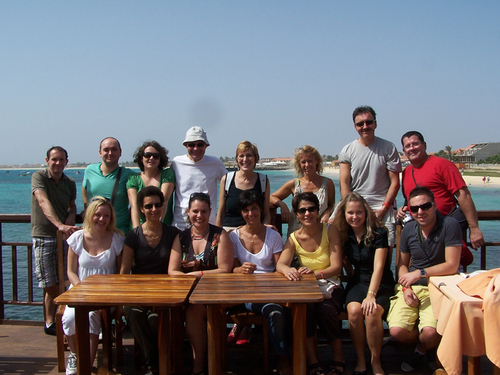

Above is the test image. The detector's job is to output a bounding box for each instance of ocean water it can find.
[1,168,499,321]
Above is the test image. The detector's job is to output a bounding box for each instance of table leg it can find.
[158,308,171,375]
[291,303,307,375]
[493,364,500,375]
[207,305,223,375]
[170,307,185,373]
[74,306,92,375]
[100,308,113,371]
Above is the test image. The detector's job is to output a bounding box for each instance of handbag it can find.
[317,277,342,299]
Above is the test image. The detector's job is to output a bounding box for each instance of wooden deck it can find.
[1,322,498,375]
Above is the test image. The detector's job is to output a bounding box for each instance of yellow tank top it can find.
[291,223,330,271]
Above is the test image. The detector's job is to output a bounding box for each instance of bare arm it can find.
[396,251,419,307]
[270,179,295,223]
[362,246,388,315]
[216,175,227,227]
[120,245,134,274]
[339,163,352,199]
[205,230,234,274]
[81,185,88,209]
[67,246,80,286]
[455,187,484,249]
[167,235,185,276]
[160,181,175,222]
[127,188,141,228]
[65,200,77,226]
[320,178,336,223]
[315,224,343,279]
[375,170,400,220]
[33,190,79,236]
[276,237,303,281]
[262,177,272,225]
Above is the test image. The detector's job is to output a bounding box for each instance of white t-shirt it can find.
[171,154,227,229]
[229,227,283,273]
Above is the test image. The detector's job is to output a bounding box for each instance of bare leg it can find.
[347,302,367,372]
[329,338,344,372]
[390,326,419,344]
[305,336,323,372]
[90,333,99,368]
[185,304,207,374]
[44,284,59,325]
[418,326,440,352]
[365,307,385,375]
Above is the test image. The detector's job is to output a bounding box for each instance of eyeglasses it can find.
[144,152,160,159]
[296,206,318,215]
[187,142,206,148]
[354,120,375,127]
[143,202,163,210]
[409,202,434,213]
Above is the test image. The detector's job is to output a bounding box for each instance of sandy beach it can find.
[321,167,500,188]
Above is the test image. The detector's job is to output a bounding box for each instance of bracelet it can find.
[368,290,377,297]
[402,287,408,292]
[382,202,391,210]
[319,271,325,279]
[200,271,204,276]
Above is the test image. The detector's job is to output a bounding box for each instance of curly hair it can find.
[133,141,169,171]
[332,192,384,247]
[293,145,323,177]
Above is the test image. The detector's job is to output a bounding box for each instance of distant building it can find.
[455,143,500,163]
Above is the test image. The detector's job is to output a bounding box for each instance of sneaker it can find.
[235,326,252,345]
[401,350,425,372]
[227,324,241,343]
[66,352,77,375]
[44,322,56,336]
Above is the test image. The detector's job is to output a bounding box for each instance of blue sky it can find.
[1,1,499,165]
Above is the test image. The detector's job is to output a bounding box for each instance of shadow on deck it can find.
[0,323,497,375]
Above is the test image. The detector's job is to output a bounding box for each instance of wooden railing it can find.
[0,211,498,323]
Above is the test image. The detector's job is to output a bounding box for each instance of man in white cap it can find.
[171,126,227,229]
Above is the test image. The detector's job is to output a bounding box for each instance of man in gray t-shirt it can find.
[337,106,401,246]
[387,187,462,372]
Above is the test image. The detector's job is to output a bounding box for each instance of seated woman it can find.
[270,145,335,236]
[120,186,180,374]
[332,192,395,375]
[229,191,292,375]
[276,192,344,375]
[127,140,175,227]
[216,140,271,231]
[168,192,233,375]
[62,197,124,375]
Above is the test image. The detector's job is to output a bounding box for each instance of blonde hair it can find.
[235,141,260,165]
[83,197,123,235]
[332,192,384,247]
[293,145,323,177]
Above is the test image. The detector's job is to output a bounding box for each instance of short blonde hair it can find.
[235,141,260,165]
[293,145,323,177]
[83,197,122,235]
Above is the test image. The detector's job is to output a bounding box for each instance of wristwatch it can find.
[420,269,427,278]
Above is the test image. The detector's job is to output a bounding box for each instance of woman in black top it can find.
[333,192,394,375]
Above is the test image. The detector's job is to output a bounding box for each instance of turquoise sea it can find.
[1,168,499,321]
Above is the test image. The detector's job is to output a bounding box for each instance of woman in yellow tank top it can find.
[276,192,345,375]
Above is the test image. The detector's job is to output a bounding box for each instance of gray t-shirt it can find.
[339,137,402,208]
[400,213,462,286]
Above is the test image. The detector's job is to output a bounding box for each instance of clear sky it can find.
[1,1,499,165]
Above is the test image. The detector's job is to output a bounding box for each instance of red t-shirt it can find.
[402,156,466,216]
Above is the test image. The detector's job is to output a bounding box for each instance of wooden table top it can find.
[55,274,197,307]
[189,272,323,305]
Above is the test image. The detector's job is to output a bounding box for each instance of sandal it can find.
[327,361,345,375]
[308,363,325,375]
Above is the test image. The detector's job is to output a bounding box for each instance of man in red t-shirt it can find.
[397,131,484,249]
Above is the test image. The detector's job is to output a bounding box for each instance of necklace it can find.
[192,226,209,240]
[143,224,161,240]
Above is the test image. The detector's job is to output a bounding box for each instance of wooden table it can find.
[55,274,197,375]
[189,272,323,375]
[429,274,500,375]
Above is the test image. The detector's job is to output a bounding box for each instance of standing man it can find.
[82,137,131,234]
[337,106,402,246]
[397,131,484,249]
[171,126,227,229]
[387,187,462,372]
[31,146,79,335]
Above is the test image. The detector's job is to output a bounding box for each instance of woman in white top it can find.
[271,145,335,236]
[62,197,124,374]
[229,191,292,375]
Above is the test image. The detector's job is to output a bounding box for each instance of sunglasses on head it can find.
[144,152,160,159]
[187,142,206,148]
[143,202,163,210]
[296,206,318,215]
[354,120,375,127]
[409,202,433,213]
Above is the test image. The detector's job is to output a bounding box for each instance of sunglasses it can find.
[409,202,434,213]
[187,142,206,148]
[354,120,375,127]
[90,196,110,203]
[190,192,210,200]
[143,202,163,210]
[144,152,160,159]
[296,206,318,215]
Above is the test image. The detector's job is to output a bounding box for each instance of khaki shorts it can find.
[386,284,437,332]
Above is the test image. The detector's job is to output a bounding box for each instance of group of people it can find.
[30,105,485,375]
